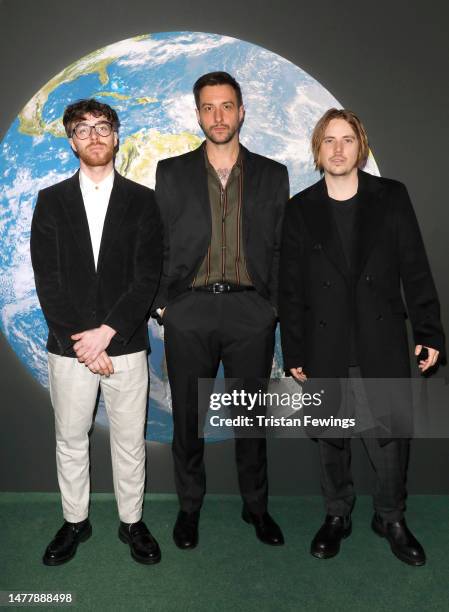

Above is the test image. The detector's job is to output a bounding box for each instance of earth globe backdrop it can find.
[0,31,379,442]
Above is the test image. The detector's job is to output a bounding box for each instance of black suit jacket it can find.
[279,169,445,379]
[30,170,162,357]
[153,143,289,310]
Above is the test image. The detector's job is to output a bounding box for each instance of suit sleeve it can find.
[151,161,172,313]
[30,191,82,353]
[102,193,163,343]
[269,165,290,310]
[278,198,307,370]
[397,183,446,358]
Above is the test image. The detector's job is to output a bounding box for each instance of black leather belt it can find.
[191,283,255,294]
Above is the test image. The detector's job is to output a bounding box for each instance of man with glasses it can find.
[31,99,162,566]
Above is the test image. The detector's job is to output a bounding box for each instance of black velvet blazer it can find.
[30,170,162,357]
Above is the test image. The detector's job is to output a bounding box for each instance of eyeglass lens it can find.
[73,122,112,139]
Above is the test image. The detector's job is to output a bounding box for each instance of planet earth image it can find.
[0,31,379,443]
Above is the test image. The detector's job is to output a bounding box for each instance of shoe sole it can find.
[42,525,92,566]
[371,521,426,567]
[310,524,352,559]
[118,530,161,565]
[241,512,285,546]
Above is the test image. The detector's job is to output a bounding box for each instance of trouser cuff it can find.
[63,513,89,524]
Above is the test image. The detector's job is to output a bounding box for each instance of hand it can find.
[87,351,114,376]
[71,324,116,365]
[415,345,439,373]
[290,367,307,382]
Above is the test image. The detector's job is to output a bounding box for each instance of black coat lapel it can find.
[96,172,130,273]
[302,177,350,281]
[62,171,96,275]
[240,145,259,245]
[352,169,387,281]
[188,144,212,234]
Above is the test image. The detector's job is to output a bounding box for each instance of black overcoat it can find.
[278,169,446,446]
[279,170,446,444]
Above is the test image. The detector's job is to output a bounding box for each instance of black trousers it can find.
[163,290,276,514]
[318,367,409,522]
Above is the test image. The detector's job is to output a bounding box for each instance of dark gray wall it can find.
[1,0,448,494]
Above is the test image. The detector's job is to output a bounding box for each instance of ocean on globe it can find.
[0,31,379,443]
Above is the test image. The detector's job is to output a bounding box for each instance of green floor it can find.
[0,493,448,611]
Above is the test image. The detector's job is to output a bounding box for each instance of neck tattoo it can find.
[216,167,231,188]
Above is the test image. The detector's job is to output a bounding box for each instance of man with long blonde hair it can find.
[279,108,445,566]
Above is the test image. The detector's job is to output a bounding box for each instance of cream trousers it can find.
[48,350,148,523]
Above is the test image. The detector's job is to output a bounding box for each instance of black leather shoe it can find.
[42,519,92,566]
[371,514,426,566]
[119,520,161,565]
[310,515,352,559]
[242,508,284,546]
[173,510,200,549]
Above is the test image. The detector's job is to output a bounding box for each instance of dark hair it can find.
[193,71,243,109]
[311,108,370,171]
[62,98,120,137]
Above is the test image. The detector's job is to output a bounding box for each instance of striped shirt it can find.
[192,146,253,287]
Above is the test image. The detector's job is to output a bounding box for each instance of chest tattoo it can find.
[216,167,231,188]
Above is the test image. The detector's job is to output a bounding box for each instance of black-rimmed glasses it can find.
[72,122,113,139]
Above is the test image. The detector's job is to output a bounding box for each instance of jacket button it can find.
[319,320,327,328]
[313,243,322,251]
[365,274,373,283]
[323,280,331,288]
[376,314,383,321]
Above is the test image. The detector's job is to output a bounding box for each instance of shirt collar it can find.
[79,169,114,195]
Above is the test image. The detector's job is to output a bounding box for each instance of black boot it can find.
[310,515,352,559]
[42,519,92,566]
[371,514,426,566]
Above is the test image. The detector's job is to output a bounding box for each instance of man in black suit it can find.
[30,99,162,566]
[279,108,445,566]
[153,72,289,548]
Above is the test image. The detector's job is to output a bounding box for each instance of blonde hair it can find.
[311,108,369,171]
